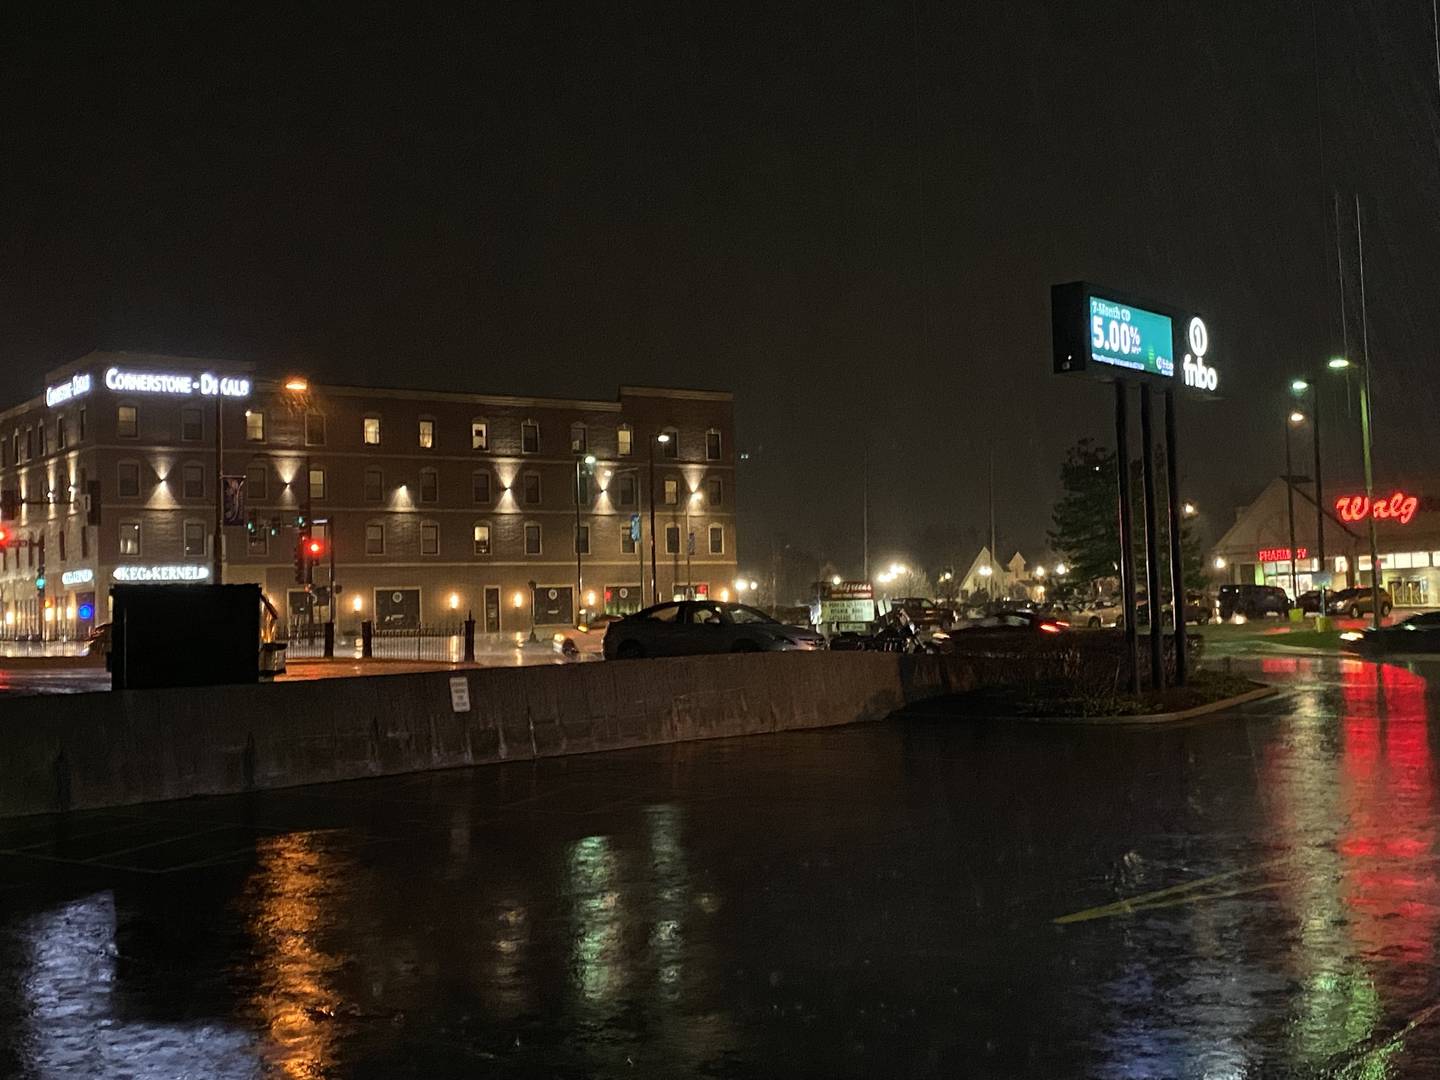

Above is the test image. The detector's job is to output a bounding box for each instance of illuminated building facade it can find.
[0,352,737,638]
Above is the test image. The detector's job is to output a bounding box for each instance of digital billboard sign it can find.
[1087,295,1173,377]
[1052,282,1217,394]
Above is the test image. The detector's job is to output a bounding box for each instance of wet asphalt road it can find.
[1,654,1438,1078]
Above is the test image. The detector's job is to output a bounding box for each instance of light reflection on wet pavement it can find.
[1,655,1439,1077]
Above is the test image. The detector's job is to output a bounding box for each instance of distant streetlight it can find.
[1054,563,1068,576]
[830,575,842,586]
[284,377,309,392]
[1214,556,1227,570]
[1327,356,1351,370]
[1290,378,1310,393]
[1033,565,1046,578]
[1182,502,1197,517]
[1289,410,1306,425]
[1330,350,1383,629]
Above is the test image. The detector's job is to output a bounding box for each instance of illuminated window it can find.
[363,416,381,445]
[709,525,724,554]
[117,405,137,439]
[472,470,491,504]
[524,522,542,555]
[706,429,722,460]
[305,413,326,446]
[184,521,206,557]
[308,467,326,501]
[420,521,439,555]
[365,522,385,555]
[663,478,678,505]
[181,405,203,442]
[117,461,140,498]
[473,522,491,555]
[182,463,204,499]
[419,418,435,449]
[617,424,633,456]
[521,421,540,454]
[471,420,488,450]
[420,468,439,503]
[119,521,140,556]
[245,410,265,442]
[246,462,268,500]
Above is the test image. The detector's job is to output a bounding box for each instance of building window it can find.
[570,422,587,453]
[618,424,633,456]
[420,520,440,556]
[419,418,435,449]
[709,524,724,554]
[472,470,491,504]
[78,407,86,441]
[665,525,681,555]
[617,473,638,507]
[308,466,326,501]
[706,476,724,506]
[118,461,140,498]
[363,416,381,445]
[662,428,679,458]
[524,522,542,555]
[246,462,268,501]
[365,522,385,555]
[56,417,68,450]
[181,405,203,442]
[117,405,138,439]
[521,421,540,454]
[420,468,439,503]
[23,428,31,460]
[575,471,592,506]
[622,528,637,554]
[471,420,488,450]
[364,467,383,502]
[575,525,590,555]
[119,521,141,556]
[473,522,492,555]
[305,413,326,446]
[523,473,542,505]
[38,425,46,457]
[245,409,265,442]
[663,478,678,505]
[81,519,89,557]
[706,429,722,460]
[184,521,207,557]
[182,463,204,499]
[248,528,268,555]
[58,527,67,561]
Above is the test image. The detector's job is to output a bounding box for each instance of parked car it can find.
[1326,587,1393,619]
[1296,589,1324,614]
[552,613,623,659]
[1074,597,1123,629]
[1217,584,1291,620]
[1136,592,1213,626]
[950,609,1069,636]
[1341,610,1440,653]
[603,601,827,659]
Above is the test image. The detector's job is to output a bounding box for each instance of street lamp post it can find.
[1329,355,1383,628]
[647,433,670,605]
[574,453,595,622]
[212,396,225,583]
[1290,379,1326,572]
[1284,410,1304,604]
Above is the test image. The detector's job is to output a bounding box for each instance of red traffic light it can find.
[0,526,8,547]
[306,538,324,557]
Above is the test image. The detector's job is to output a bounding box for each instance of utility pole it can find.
[212,396,224,584]
[1356,193,1383,630]
[1284,412,1300,602]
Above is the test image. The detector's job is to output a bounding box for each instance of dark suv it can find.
[1217,584,1290,620]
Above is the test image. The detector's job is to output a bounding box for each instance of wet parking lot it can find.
[1,654,1438,1077]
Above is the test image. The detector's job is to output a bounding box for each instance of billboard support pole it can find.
[1165,389,1188,687]
[1139,384,1164,691]
[1114,383,1139,693]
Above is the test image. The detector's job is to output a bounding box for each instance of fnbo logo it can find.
[1181,317,1218,391]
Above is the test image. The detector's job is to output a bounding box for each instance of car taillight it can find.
[1039,622,1063,634]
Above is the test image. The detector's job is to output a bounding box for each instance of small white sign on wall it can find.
[448,676,472,714]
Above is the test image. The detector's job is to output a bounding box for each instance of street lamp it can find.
[1289,373,1327,608]
[647,433,671,605]
[1284,409,1305,603]
[1182,502,1198,517]
[1329,355,1383,628]
[574,452,596,621]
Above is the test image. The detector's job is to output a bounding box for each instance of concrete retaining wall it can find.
[0,652,971,818]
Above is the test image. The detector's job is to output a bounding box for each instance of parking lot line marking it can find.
[1053,856,1293,924]
[75,825,238,863]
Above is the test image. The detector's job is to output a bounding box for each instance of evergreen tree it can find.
[1047,439,1120,591]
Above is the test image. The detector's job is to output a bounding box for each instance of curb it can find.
[1025,685,1278,726]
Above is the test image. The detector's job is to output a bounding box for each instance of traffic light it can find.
[35,572,46,591]
[305,537,325,559]
[294,534,310,585]
[0,525,8,549]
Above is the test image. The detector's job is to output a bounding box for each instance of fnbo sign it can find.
[1052,283,1219,396]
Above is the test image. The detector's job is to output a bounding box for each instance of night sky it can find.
[5,3,1439,577]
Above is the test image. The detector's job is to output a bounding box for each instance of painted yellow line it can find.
[1053,855,1294,925]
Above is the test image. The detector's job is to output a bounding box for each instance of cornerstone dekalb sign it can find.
[103,367,251,399]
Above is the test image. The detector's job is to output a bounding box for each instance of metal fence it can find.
[281,620,469,662]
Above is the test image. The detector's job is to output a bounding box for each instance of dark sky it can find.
[4,3,1439,576]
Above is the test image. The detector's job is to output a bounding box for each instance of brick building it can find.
[0,352,737,640]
